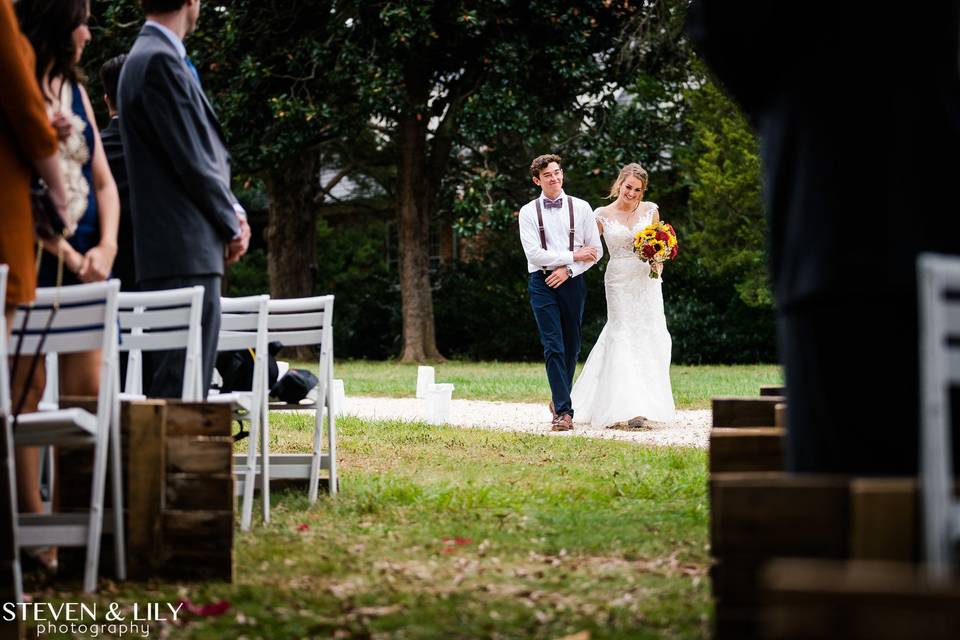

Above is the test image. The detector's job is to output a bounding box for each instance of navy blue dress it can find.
[38,80,100,287]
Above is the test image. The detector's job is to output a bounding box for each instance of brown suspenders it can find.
[534,196,575,251]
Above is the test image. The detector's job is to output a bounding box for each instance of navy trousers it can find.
[139,274,221,400]
[528,271,587,416]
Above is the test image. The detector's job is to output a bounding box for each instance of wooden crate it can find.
[57,399,234,582]
[759,385,786,397]
[710,428,785,474]
[710,472,851,559]
[760,558,960,640]
[712,397,786,428]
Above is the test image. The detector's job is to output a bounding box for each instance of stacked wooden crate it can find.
[58,399,234,582]
[706,388,957,639]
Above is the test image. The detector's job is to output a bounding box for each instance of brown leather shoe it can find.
[551,413,573,432]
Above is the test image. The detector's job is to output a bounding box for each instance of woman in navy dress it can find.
[16,0,119,569]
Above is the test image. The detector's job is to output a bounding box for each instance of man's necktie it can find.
[543,197,563,209]
[184,55,201,86]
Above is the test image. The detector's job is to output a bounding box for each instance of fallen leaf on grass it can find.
[352,604,401,618]
[177,598,230,617]
[296,523,310,532]
[556,632,590,640]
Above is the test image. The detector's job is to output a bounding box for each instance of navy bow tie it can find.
[543,197,563,209]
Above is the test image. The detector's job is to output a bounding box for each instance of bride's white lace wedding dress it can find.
[571,204,676,427]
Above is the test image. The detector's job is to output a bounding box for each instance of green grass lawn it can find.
[26,362,771,638]
[29,419,710,639]
[327,360,782,410]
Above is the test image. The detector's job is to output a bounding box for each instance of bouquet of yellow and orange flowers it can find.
[633,222,678,280]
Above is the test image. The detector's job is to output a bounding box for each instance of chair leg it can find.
[328,389,338,497]
[83,406,112,593]
[308,406,323,504]
[240,408,259,532]
[110,383,126,580]
[1,416,23,603]
[260,402,270,524]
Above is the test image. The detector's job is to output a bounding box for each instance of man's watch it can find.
[565,266,573,278]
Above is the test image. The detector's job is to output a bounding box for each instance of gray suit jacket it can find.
[118,25,240,282]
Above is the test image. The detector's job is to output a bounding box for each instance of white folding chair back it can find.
[266,295,337,501]
[9,279,123,592]
[213,295,269,530]
[919,253,960,577]
[118,286,204,401]
[0,266,23,603]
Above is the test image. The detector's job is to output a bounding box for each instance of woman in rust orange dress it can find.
[0,0,70,573]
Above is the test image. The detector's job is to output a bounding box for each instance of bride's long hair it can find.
[607,163,648,200]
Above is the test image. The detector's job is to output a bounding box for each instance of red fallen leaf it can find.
[296,524,310,532]
[442,537,472,546]
[177,598,231,617]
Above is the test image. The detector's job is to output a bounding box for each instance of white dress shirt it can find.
[519,190,603,277]
[145,20,187,58]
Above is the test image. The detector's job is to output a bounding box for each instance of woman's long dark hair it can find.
[15,0,89,99]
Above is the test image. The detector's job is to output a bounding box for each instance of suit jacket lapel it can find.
[139,24,228,146]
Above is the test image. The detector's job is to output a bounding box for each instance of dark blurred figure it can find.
[686,3,960,474]
[99,53,135,291]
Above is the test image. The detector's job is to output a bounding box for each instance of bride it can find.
[571,163,676,428]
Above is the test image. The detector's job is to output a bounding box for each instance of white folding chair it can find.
[117,286,204,401]
[0,266,24,604]
[210,295,269,531]
[919,253,960,578]
[265,295,337,501]
[9,280,123,593]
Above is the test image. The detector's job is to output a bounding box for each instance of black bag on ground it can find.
[215,341,282,392]
[270,368,319,404]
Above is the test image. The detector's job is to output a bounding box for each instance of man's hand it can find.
[50,111,72,142]
[545,267,570,289]
[573,246,598,262]
[77,244,117,282]
[226,217,251,265]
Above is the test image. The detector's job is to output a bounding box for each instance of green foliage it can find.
[679,68,772,308]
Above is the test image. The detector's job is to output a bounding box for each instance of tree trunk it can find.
[397,111,444,363]
[265,154,319,360]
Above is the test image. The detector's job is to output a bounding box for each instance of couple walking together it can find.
[519,155,675,432]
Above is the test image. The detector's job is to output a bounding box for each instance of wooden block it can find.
[166,473,233,510]
[163,510,233,550]
[710,428,785,473]
[775,403,788,431]
[162,511,234,580]
[715,602,759,640]
[125,400,166,579]
[711,472,850,557]
[167,436,233,474]
[760,385,786,397]
[712,397,786,428]
[164,401,233,437]
[849,478,918,562]
[711,556,770,605]
[761,558,960,640]
[162,549,234,581]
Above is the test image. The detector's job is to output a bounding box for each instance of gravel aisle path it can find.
[340,396,710,448]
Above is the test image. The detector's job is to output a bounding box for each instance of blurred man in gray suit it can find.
[118,0,250,398]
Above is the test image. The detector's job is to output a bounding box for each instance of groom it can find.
[519,155,603,431]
